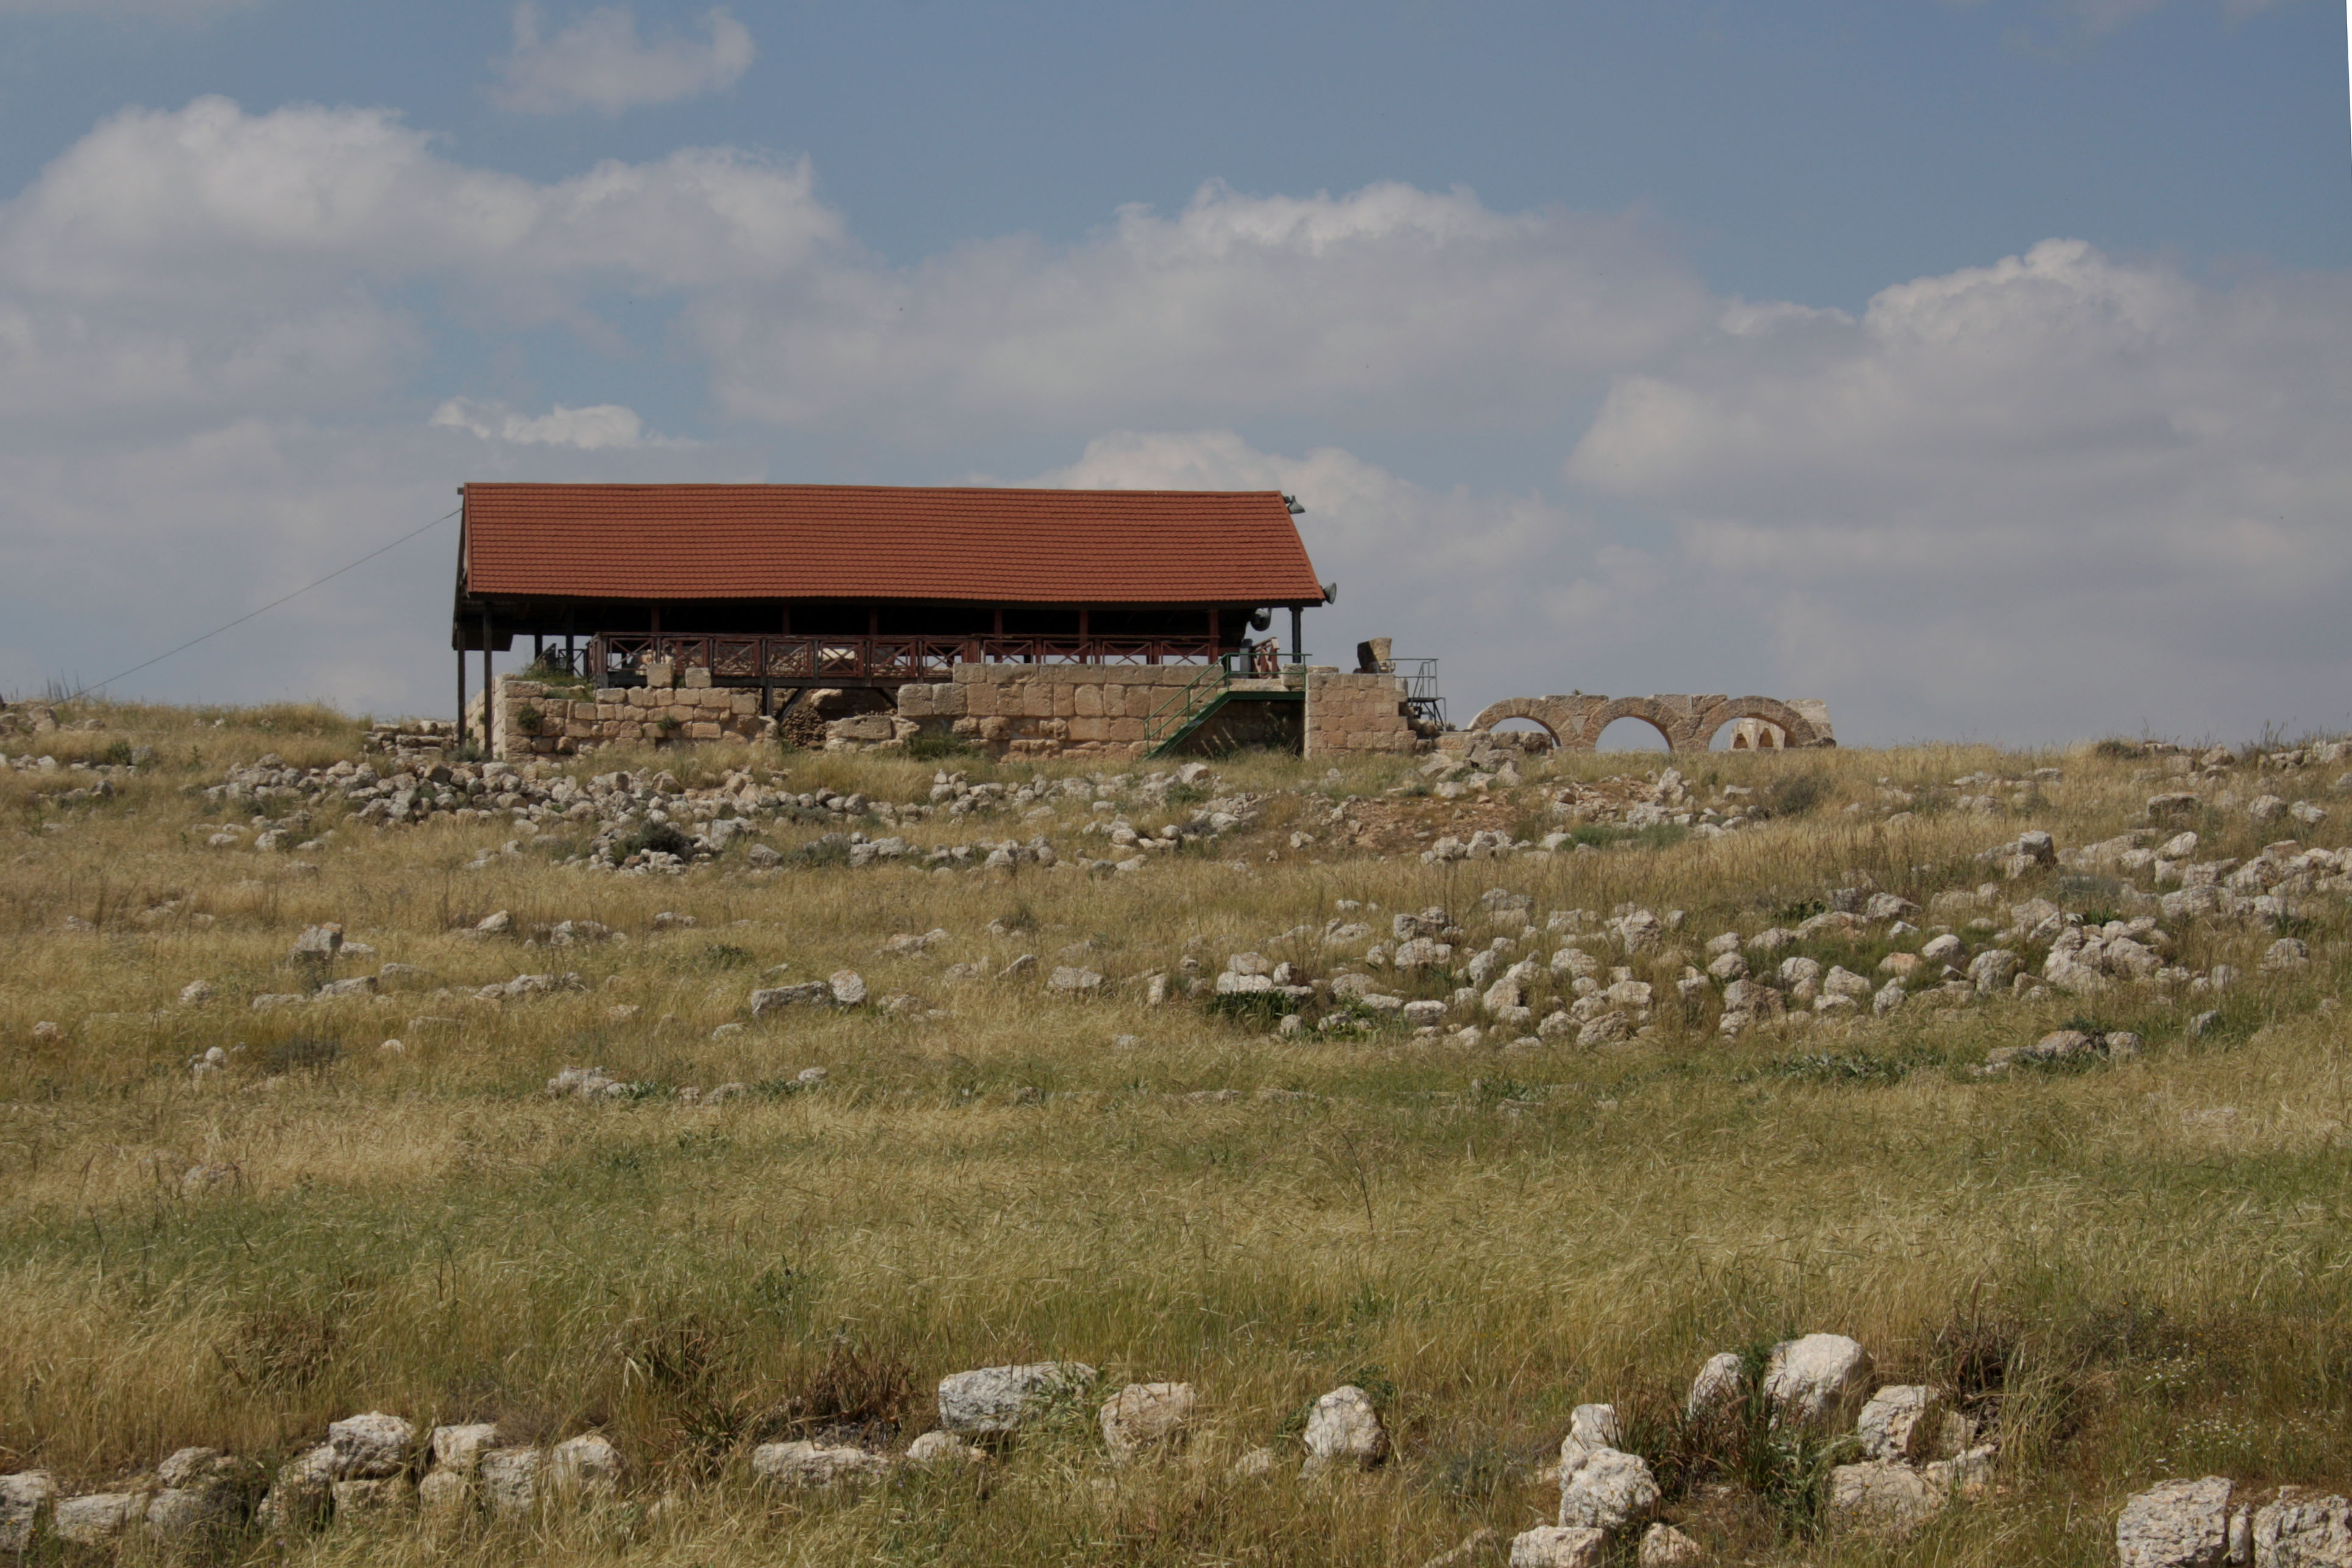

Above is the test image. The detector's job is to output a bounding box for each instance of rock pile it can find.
[0,1414,618,1551]
[197,758,1255,877]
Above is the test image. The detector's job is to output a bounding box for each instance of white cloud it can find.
[1567,239,2352,741]
[696,180,1711,435]
[430,396,685,449]
[0,97,839,437]
[492,4,753,116]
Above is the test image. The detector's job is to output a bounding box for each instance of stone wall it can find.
[1302,670,1419,758]
[467,661,1421,763]
[886,662,1421,760]
[895,663,1208,758]
[468,673,768,760]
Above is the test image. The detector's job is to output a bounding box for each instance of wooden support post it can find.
[456,646,467,746]
[481,605,493,752]
[1078,607,1089,662]
[1288,606,1303,666]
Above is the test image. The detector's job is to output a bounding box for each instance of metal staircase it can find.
[1143,659,1305,758]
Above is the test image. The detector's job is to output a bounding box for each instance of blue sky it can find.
[0,0,2345,743]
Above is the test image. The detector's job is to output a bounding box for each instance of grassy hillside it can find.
[1,702,2345,1566]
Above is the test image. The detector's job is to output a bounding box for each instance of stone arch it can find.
[1692,696,1822,751]
[1467,696,1572,747]
[1583,695,1694,752]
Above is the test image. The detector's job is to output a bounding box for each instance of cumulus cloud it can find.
[1568,239,2352,740]
[430,397,685,450]
[0,97,839,438]
[492,4,753,116]
[696,180,1711,434]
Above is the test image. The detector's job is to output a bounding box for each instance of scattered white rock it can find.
[0,1472,55,1553]
[1301,1385,1389,1475]
[1857,1386,1954,1464]
[936,1362,1097,1433]
[327,1411,415,1479]
[1763,1334,1872,1429]
[750,1441,894,1488]
[1637,1523,1706,1567]
[1557,1448,1660,1531]
[1687,1352,1748,1420]
[477,1448,542,1519]
[1510,1525,1609,1567]
[2117,1476,2234,1568]
[1557,1403,1619,1476]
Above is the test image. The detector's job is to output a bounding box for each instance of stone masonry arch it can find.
[1583,695,1694,752]
[1466,696,1574,744]
[1692,696,1821,751]
[1461,692,1833,754]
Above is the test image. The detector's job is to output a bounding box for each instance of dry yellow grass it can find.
[1,703,2347,1565]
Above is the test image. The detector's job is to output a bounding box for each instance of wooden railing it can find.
[588,634,1229,683]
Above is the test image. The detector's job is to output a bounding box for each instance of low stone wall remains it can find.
[458,661,1419,761]
[468,671,769,760]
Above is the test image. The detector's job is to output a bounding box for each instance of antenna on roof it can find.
[1282,493,1304,515]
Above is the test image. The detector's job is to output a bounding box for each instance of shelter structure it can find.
[450,482,1330,741]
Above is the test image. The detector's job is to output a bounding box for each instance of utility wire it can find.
[60,506,462,704]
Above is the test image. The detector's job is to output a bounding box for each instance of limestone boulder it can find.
[549,1433,621,1496]
[2117,1477,2235,1568]
[1857,1386,1953,1464]
[255,1445,334,1533]
[905,1430,985,1466]
[428,1422,501,1474]
[750,1441,895,1488]
[1557,1448,1661,1531]
[1763,1334,1872,1428]
[1686,1353,1748,1420]
[146,1484,241,1543]
[327,1411,415,1478]
[2252,1488,2352,1568]
[1099,1382,1196,1463]
[936,1361,1098,1433]
[478,1448,542,1520]
[331,1475,415,1519]
[52,1492,147,1546]
[1557,1404,1620,1476]
[0,1472,55,1553]
[1510,1525,1609,1567]
[1826,1461,1940,1538]
[1301,1385,1389,1474]
[1638,1524,1707,1566]
[416,1467,471,1519]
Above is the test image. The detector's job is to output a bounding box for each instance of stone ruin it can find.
[1461,693,1834,755]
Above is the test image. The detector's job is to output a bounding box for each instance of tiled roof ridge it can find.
[459,482,1326,606]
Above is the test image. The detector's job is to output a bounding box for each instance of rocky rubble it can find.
[0,1413,618,1552]
[2113,1474,2352,1568]
[195,756,1257,876]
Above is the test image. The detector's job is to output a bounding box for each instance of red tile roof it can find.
[461,484,1326,604]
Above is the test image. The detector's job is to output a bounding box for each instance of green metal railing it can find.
[1141,659,1235,754]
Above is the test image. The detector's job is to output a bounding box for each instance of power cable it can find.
[58,506,462,704]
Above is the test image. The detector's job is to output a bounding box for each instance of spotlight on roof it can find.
[1282,493,1304,515]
